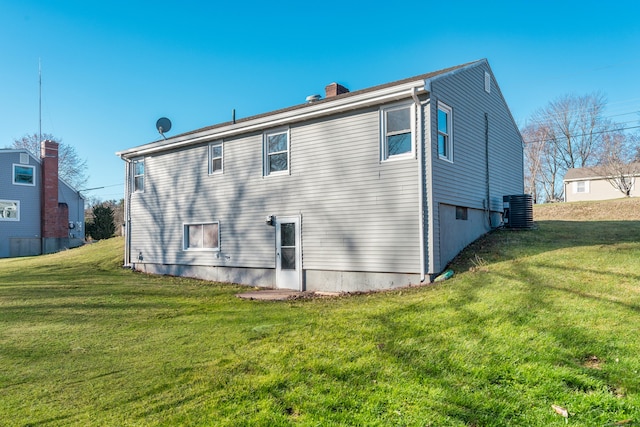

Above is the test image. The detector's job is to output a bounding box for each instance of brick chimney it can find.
[325,82,349,98]
[41,140,69,253]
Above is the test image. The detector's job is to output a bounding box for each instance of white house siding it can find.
[428,63,523,272]
[564,178,639,202]
[128,106,422,289]
[0,151,41,258]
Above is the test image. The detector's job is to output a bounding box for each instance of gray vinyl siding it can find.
[129,106,421,275]
[430,65,522,209]
[124,60,524,287]
[294,109,420,273]
[0,151,41,258]
[428,63,523,271]
[59,181,85,241]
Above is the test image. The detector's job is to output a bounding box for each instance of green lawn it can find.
[1,217,639,426]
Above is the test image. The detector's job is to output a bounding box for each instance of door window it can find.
[280,223,296,270]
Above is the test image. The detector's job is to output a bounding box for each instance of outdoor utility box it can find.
[503,194,534,229]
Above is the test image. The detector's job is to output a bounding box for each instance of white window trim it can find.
[208,141,224,175]
[437,102,453,163]
[13,164,36,186]
[183,222,220,252]
[133,159,144,193]
[0,200,20,221]
[574,180,589,193]
[380,102,415,162]
[263,128,290,177]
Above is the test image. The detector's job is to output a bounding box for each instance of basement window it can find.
[183,222,220,251]
[13,164,35,186]
[456,206,468,220]
[0,200,19,221]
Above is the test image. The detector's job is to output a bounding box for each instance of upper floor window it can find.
[0,200,19,221]
[183,222,220,251]
[13,164,35,186]
[209,142,223,175]
[437,102,453,162]
[133,159,144,192]
[381,103,414,160]
[264,129,289,176]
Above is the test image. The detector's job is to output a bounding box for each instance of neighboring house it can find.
[0,140,85,258]
[564,165,640,202]
[116,59,524,292]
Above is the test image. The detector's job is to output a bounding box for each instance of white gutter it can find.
[411,88,427,282]
[117,80,427,159]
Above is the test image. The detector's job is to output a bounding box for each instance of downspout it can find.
[123,158,132,267]
[423,78,439,279]
[412,87,427,282]
[485,113,492,228]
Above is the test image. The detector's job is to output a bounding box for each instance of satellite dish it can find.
[156,117,172,139]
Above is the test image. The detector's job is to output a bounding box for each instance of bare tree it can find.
[521,122,565,202]
[541,92,607,169]
[522,92,612,201]
[9,133,88,189]
[521,123,546,203]
[596,131,640,197]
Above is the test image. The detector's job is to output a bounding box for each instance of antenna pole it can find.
[39,58,42,143]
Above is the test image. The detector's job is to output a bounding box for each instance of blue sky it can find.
[2,0,639,201]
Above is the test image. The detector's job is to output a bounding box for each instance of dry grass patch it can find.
[534,197,640,221]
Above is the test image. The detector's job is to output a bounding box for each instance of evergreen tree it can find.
[87,205,115,240]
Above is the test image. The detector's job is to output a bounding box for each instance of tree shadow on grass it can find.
[452,220,640,272]
[359,218,640,424]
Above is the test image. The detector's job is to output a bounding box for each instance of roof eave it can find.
[117,80,429,159]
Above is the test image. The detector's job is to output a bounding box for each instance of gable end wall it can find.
[428,62,524,271]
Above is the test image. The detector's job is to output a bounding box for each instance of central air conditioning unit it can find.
[503,195,534,229]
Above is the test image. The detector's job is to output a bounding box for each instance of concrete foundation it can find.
[131,262,425,293]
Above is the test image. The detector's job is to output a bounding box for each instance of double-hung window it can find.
[381,103,413,160]
[264,129,289,176]
[574,181,589,193]
[13,164,35,186]
[209,141,223,174]
[437,102,453,162]
[183,222,220,251]
[133,159,144,192]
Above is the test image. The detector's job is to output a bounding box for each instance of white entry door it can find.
[275,216,302,290]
